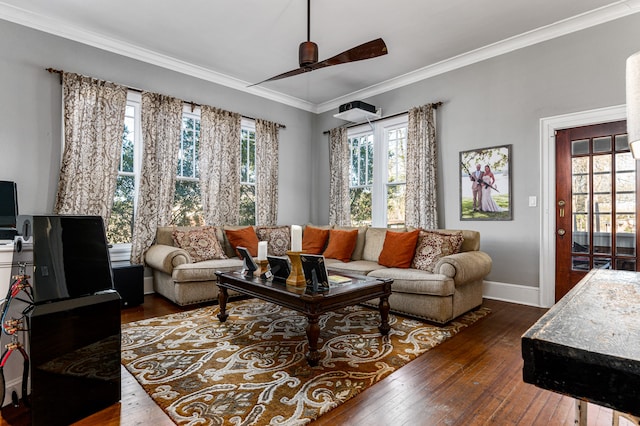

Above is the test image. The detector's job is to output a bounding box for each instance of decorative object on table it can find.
[256,241,270,278]
[286,225,306,287]
[459,144,512,220]
[266,255,290,282]
[300,253,330,292]
[627,50,640,158]
[236,246,257,277]
[285,251,305,287]
[121,298,490,426]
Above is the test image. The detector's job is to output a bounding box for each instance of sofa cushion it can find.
[362,227,406,261]
[324,259,384,275]
[411,230,464,272]
[171,226,227,262]
[302,225,330,254]
[256,225,290,256]
[378,229,420,268]
[367,268,455,297]
[334,225,368,260]
[225,226,259,257]
[172,258,244,282]
[323,229,358,262]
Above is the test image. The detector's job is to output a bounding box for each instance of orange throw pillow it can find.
[302,226,330,254]
[378,229,421,268]
[323,229,358,262]
[225,226,259,257]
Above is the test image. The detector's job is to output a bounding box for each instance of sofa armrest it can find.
[433,251,492,286]
[145,244,191,275]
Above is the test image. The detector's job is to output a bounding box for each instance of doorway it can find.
[554,120,638,301]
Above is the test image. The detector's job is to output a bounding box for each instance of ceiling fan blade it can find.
[310,38,388,70]
[249,66,312,87]
[250,38,388,87]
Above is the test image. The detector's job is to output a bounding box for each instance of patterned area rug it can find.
[121,299,490,425]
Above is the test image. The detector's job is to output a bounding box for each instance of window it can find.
[386,126,408,228]
[107,99,257,250]
[240,120,256,226]
[348,115,408,228]
[349,132,373,226]
[172,110,204,226]
[107,94,140,245]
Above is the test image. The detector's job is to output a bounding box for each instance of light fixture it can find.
[627,50,640,158]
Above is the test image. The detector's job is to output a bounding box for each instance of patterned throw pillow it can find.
[255,226,291,256]
[172,226,227,263]
[411,230,464,272]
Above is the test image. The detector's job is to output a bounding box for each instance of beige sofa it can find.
[144,225,492,324]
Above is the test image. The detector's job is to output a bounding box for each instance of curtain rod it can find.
[46,67,286,129]
[322,102,442,134]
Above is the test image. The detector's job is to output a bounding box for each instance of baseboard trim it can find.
[482,280,541,307]
[144,276,154,295]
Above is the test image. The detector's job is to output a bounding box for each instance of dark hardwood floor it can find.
[1,295,631,425]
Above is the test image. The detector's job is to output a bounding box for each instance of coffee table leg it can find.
[378,295,390,335]
[217,287,229,322]
[306,315,321,366]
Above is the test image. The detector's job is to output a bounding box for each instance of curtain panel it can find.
[199,106,242,226]
[406,104,438,229]
[328,126,351,226]
[54,72,127,225]
[255,119,280,226]
[130,92,184,264]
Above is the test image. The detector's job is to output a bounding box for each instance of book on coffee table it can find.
[328,275,351,285]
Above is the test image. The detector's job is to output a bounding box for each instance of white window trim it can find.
[348,114,408,227]
[109,91,142,262]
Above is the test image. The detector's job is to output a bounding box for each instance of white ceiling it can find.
[1,0,639,113]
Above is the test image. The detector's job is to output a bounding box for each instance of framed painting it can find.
[459,144,512,220]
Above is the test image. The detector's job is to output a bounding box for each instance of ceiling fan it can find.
[251,0,388,86]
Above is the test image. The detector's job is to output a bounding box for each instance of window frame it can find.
[239,118,257,226]
[109,91,142,261]
[348,114,408,227]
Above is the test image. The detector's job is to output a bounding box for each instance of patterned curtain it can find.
[199,106,242,226]
[405,104,438,229]
[328,126,351,226]
[130,92,183,264]
[255,119,280,226]
[54,72,127,224]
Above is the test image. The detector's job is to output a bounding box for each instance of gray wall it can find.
[313,13,640,288]
[0,19,314,226]
[3,13,640,291]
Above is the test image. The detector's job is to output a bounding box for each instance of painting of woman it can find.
[480,165,505,212]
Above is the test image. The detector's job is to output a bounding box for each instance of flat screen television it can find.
[17,215,115,304]
[0,180,18,228]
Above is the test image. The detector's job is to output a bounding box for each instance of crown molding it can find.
[316,0,640,113]
[1,0,639,114]
[0,1,317,112]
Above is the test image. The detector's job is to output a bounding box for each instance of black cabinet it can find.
[28,291,121,426]
[111,262,144,307]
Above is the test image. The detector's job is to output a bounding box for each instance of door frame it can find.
[539,104,626,307]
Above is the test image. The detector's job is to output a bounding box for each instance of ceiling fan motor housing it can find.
[299,41,318,67]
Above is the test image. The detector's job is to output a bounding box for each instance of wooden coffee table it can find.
[215,270,393,366]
